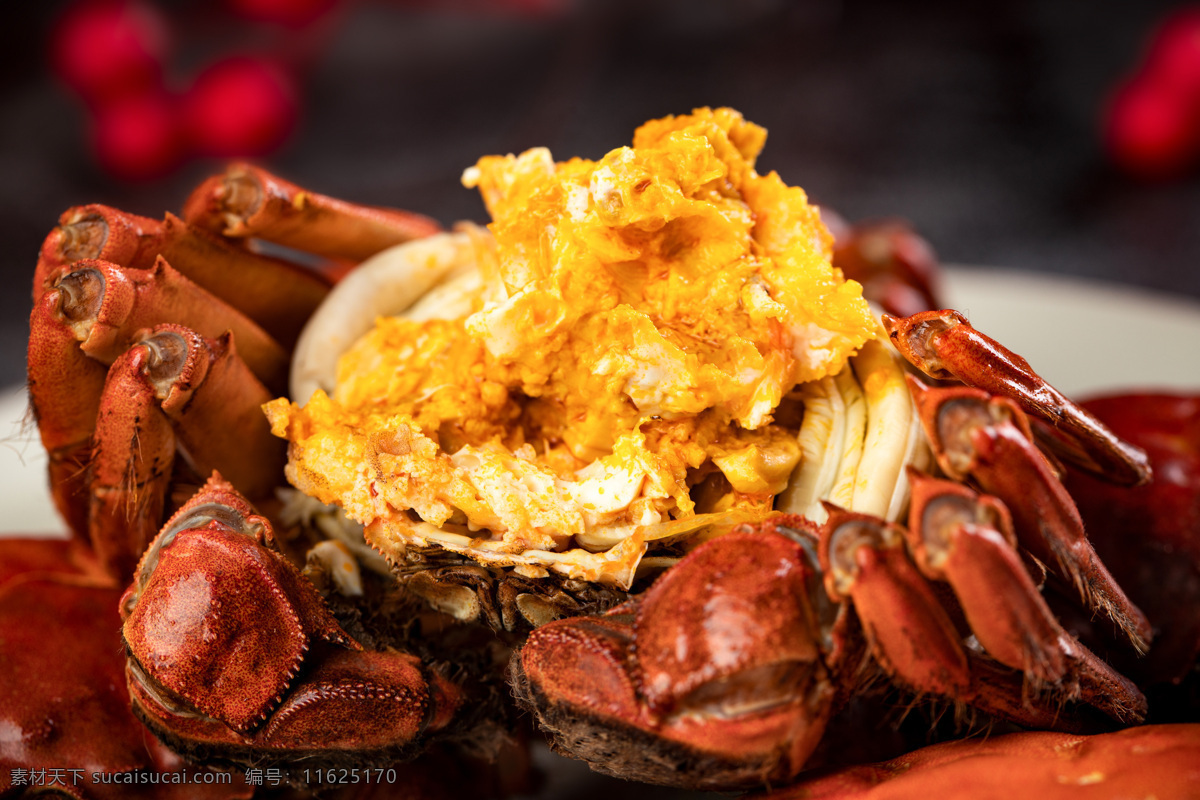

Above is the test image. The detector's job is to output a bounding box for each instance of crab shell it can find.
[749,724,1200,799]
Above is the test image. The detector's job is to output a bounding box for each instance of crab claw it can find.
[907,378,1153,654]
[121,473,463,769]
[511,520,836,791]
[881,309,1152,487]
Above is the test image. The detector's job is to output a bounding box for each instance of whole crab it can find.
[5,111,1200,798]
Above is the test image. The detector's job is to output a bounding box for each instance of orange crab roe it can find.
[267,108,875,586]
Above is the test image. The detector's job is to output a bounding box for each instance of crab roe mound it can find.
[266,108,876,588]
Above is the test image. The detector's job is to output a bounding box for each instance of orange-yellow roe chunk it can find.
[267,108,876,586]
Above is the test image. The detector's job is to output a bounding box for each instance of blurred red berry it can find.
[1144,6,1200,95]
[225,0,341,28]
[179,56,299,158]
[50,0,168,105]
[91,90,181,180]
[1105,77,1200,179]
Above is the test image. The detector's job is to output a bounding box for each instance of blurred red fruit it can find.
[91,90,181,180]
[179,56,299,158]
[1105,77,1200,179]
[50,0,168,105]
[225,0,341,28]
[1144,7,1200,95]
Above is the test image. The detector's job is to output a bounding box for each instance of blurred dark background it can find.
[3,0,1200,390]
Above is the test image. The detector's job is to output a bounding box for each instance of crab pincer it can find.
[120,473,464,770]
[88,325,283,578]
[512,523,837,791]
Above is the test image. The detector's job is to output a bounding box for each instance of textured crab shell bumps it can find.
[268,107,925,590]
[118,473,460,758]
[121,474,357,733]
[511,527,837,790]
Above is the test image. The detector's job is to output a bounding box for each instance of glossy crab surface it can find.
[511,491,1152,790]
[1063,394,1200,694]
[750,724,1200,800]
[118,472,480,773]
[9,106,1200,799]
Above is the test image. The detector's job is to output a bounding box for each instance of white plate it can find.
[2,267,1199,535]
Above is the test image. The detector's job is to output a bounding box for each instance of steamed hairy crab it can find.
[5,108,1200,797]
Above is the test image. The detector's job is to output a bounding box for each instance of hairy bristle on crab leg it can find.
[907,378,1153,652]
[818,504,1146,727]
[883,309,1152,486]
[80,325,283,579]
[182,162,443,264]
[27,286,109,538]
[34,203,332,348]
[89,333,177,579]
[29,268,287,577]
[903,472,1147,723]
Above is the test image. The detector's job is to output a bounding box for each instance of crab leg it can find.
[904,473,1147,723]
[819,506,972,700]
[818,506,1139,729]
[155,328,285,499]
[52,258,289,393]
[89,339,178,579]
[88,325,287,579]
[182,162,442,264]
[27,290,108,539]
[35,204,332,348]
[908,379,1153,653]
[882,309,1151,486]
[34,203,159,298]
